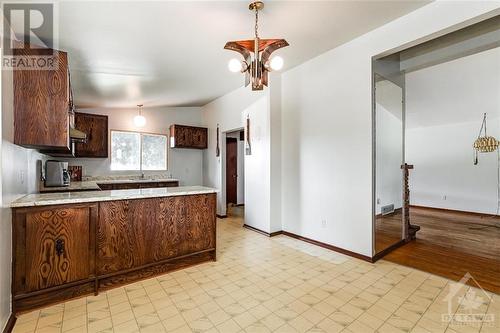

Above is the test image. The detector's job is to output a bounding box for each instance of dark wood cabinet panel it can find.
[12,193,216,313]
[14,49,70,150]
[97,194,215,275]
[13,204,97,296]
[169,125,207,149]
[75,112,108,157]
[97,200,145,274]
[97,181,179,190]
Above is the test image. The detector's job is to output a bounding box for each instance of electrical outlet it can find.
[376,198,381,205]
[442,195,447,200]
[321,219,327,228]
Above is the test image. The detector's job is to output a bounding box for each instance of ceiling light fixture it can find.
[134,104,146,128]
[224,1,289,90]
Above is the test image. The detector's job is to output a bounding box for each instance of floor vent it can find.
[381,204,395,215]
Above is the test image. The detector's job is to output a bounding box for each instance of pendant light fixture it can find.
[134,104,146,128]
[224,1,289,90]
[473,113,498,165]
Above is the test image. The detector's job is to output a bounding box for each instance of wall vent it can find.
[381,204,395,215]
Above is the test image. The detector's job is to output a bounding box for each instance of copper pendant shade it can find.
[224,1,289,90]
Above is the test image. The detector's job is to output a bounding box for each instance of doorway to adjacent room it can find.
[225,130,245,218]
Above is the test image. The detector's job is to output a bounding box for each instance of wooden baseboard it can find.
[243,224,282,237]
[410,205,500,218]
[280,231,373,263]
[2,313,16,333]
[372,239,407,262]
[216,214,227,219]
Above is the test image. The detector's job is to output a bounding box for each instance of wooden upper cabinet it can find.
[169,124,207,149]
[13,48,70,150]
[75,112,108,157]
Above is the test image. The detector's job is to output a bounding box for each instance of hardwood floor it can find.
[377,206,500,294]
[375,210,403,254]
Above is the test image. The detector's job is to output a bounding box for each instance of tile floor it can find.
[12,213,499,333]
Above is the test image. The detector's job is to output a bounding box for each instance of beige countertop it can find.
[12,186,217,208]
[39,178,180,193]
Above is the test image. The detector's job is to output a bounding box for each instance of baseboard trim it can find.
[375,207,403,218]
[281,231,373,263]
[242,224,282,237]
[216,214,227,219]
[2,313,16,333]
[410,205,499,218]
[372,239,407,262]
[242,226,373,263]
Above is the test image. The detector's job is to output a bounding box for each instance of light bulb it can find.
[228,58,243,73]
[134,114,146,127]
[270,56,284,71]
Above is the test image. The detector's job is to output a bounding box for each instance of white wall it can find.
[376,103,403,214]
[202,85,273,232]
[1,67,49,330]
[280,1,499,257]
[405,46,500,215]
[62,107,204,186]
[407,119,500,215]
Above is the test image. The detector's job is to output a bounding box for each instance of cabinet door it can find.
[182,194,216,254]
[75,113,108,157]
[97,200,149,274]
[24,206,92,292]
[191,128,208,149]
[14,49,70,149]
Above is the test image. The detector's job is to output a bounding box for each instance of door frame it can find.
[220,127,244,216]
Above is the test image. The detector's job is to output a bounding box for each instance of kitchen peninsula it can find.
[10,186,217,313]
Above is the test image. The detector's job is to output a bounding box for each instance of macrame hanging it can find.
[473,113,499,165]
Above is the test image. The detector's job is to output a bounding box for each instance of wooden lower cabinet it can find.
[12,193,216,314]
[13,203,97,312]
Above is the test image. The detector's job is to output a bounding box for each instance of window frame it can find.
[110,129,168,171]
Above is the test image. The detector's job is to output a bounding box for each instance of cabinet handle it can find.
[55,239,65,256]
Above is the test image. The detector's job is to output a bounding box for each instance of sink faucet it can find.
[140,172,145,179]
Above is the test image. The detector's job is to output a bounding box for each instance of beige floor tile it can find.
[12,218,500,333]
[216,318,242,333]
[162,314,187,332]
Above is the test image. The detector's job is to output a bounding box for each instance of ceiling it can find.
[10,0,429,108]
[406,47,500,128]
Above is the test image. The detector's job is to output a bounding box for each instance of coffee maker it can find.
[45,161,70,187]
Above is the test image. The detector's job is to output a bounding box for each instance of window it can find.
[111,131,167,171]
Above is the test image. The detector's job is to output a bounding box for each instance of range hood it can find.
[68,70,87,144]
[70,127,87,143]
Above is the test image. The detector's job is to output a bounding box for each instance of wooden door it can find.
[75,112,108,157]
[226,138,238,204]
[24,207,91,292]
